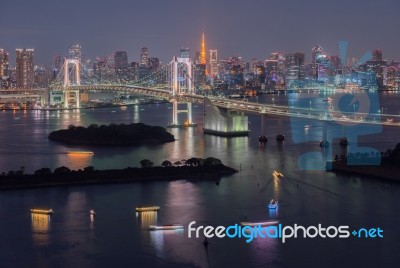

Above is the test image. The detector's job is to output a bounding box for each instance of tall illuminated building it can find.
[312,45,323,64]
[140,47,149,66]
[16,48,34,88]
[0,49,4,77]
[209,49,218,77]
[180,48,190,58]
[200,33,206,65]
[311,45,323,79]
[68,44,81,60]
[114,51,128,78]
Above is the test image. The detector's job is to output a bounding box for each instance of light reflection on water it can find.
[31,213,51,245]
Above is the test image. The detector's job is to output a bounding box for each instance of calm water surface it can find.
[0,92,399,267]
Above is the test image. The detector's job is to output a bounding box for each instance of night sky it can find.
[1,0,399,65]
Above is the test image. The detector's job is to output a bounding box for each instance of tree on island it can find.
[54,166,71,175]
[161,160,172,167]
[140,159,154,168]
[34,168,52,176]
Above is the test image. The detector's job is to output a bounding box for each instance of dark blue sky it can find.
[1,0,399,66]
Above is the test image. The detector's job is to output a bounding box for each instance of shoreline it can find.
[0,165,237,191]
[330,160,400,183]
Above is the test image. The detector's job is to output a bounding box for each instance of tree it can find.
[173,161,182,166]
[54,166,71,175]
[84,166,95,173]
[186,158,202,167]
[203,157,223,167]
[140,159,154,168]
[34,168,52,176]
[161,160,172,167]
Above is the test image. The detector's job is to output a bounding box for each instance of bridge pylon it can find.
[61,58,81,108]
[167,56,196,128]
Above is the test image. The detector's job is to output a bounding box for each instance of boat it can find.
[240,220,279,226]
[90,209,96,215]
[148,224,184,230]
[273,170,284,178]
[322,97,333,102]
[258,135,268,142]
[268,199,279,209]
[30,208,53,215]
[66,151,94,156]
[136,206,160,212]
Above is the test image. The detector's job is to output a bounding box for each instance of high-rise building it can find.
[209,50,218,77]
[285,52,305,80]
[68,44,81,60]
[372,49,383,61]
[114,51,128,69]
[140,47,149,66]
[114,51,128,78]
[0,49,4,77]
[200,33,206,65]
[180,48,190,59]
[128,62,139,81]
[312,45,323,64]
[148,57,160,71]
[16,49,34,88]
[366,49,387,88]
[0,49,9,78]
[53,55,63,78]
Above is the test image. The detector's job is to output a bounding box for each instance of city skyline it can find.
[1,0,400,65]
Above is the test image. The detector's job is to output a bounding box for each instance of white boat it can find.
[148,224,184,230]
[240,220,279,226]
[268,199,279,209]
[30,208,53,215]
[136,206,160,212]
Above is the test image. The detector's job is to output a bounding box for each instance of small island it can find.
[48,123,175,145]
[0,157,237,190]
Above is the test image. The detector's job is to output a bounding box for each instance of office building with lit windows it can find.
[16,48,34,88]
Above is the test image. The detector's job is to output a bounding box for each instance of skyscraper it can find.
[200,33,206,65]
[140,47,149,66]
[16,49,34,88]
[312,45,323,64]
[114,51,128,69]
[114,51,128,78]
[68,44,81,60]
[209,49,218,77]
[372,49,383,61]
[0,49,4,77]
[180,48,190,58]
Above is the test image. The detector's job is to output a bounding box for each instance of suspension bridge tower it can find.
[62,58,81,108]
[168,56,197,127]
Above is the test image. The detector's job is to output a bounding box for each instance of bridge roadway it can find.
[59,84,400,127]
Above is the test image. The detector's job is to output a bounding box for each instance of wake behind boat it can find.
[148,224,184,230]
